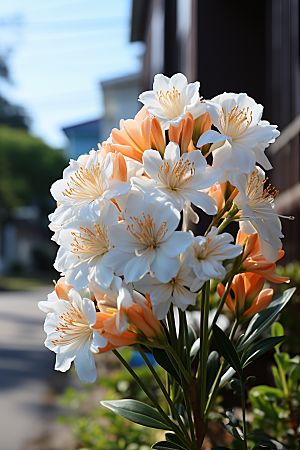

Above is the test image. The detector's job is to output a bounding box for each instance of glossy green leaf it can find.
[152,348,181,384]
[152,441,184,449]
[253,441,277,449]
[165,432,186,448]
[220,421,242,441]
[101,399,172,430]
[237,288,295,352]
[213,324,242,375]
[248,429,284,449]
[230,378,242,398]
[190,338,200,362]
[241,336,285,368]
[206,351,220,397]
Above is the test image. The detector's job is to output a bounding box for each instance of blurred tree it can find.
[0,52,30,130]
[0,125,67,214]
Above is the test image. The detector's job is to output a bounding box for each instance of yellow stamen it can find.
[220,105,252,138]
[71,224,109,257]
[52,304,91,346]
[63,164,105,201]
[156,86,182,118]
[158,159,195,189]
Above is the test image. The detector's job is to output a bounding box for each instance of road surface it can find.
[0,286,65,450]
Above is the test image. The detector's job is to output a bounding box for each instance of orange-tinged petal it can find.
[169,121,184,145]
[127,306,158,339]
[243,289,273,318]
[109,143,143,163]
[181,113,194,153]
[111,152,127,182]
[55,277,73,300]
[233,274,246,315]
[141,115,152,150]
[243,273,265,301]
[151,117,166,153]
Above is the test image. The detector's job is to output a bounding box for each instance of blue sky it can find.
[0,0,144,148]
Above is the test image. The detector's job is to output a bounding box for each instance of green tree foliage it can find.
[0,125,67,214]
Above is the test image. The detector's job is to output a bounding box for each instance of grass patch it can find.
[0,272,56,291]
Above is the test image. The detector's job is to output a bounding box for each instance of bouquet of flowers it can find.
[39,73,296,449]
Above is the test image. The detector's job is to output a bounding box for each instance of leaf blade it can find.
[101,399,172,430]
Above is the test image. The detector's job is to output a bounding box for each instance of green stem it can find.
[204,319,239,419]
[167,346,191,384]
[204,199,235,236]
[112,350,191,449]
[136,346,192,445]
[198,281,210,420]
[180,309,192,378]
[207,274,234,346]
[275,347,289,398]
[180,372,197,448]
[218,203,239,234]
[240,377,248,449]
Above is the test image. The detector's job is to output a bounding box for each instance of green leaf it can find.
[187,324,197,347]
[248,429,285,449]
[271,322,284,350]
[206,351,221,397]
[241,337,285,368]
[101,399,172,430]
[230,378,242,398]
[220,421,242,441]
[271,366,283,390]
[152,348,181,384]
[210,447,232,450]
[253,441,277,449]
[190,338,200,362]
[237,288,295,352]
[165,433,186,448]
[152,441,184,450]
[213,324,242,375]
[271,322,284,338]
[250,385,285,401]
[288,362,300,389]
[274,352,293,375]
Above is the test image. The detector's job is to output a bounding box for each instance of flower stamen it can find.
[220,105,253,138]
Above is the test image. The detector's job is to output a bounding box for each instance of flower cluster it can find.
[40,72,290,384]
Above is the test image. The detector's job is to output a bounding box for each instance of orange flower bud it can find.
[236,230,290,284]
[191,111,212,154]
[217,272,273,322]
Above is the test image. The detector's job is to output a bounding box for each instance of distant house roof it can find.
[62,119,101,138]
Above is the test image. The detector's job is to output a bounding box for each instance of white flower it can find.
[134,255,197,320]
[197,93,280,174]
[105,193,193,283]
[50,150,130,225]
[43,290,107,383]
[184,227,243,291]
[138,73,206,129]
[131,142,222,214]
[233,166,283,263]
[54,201,118,290]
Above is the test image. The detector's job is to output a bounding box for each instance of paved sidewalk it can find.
[0,287,62,450]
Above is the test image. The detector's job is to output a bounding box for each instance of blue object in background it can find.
[129,350,157,368]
